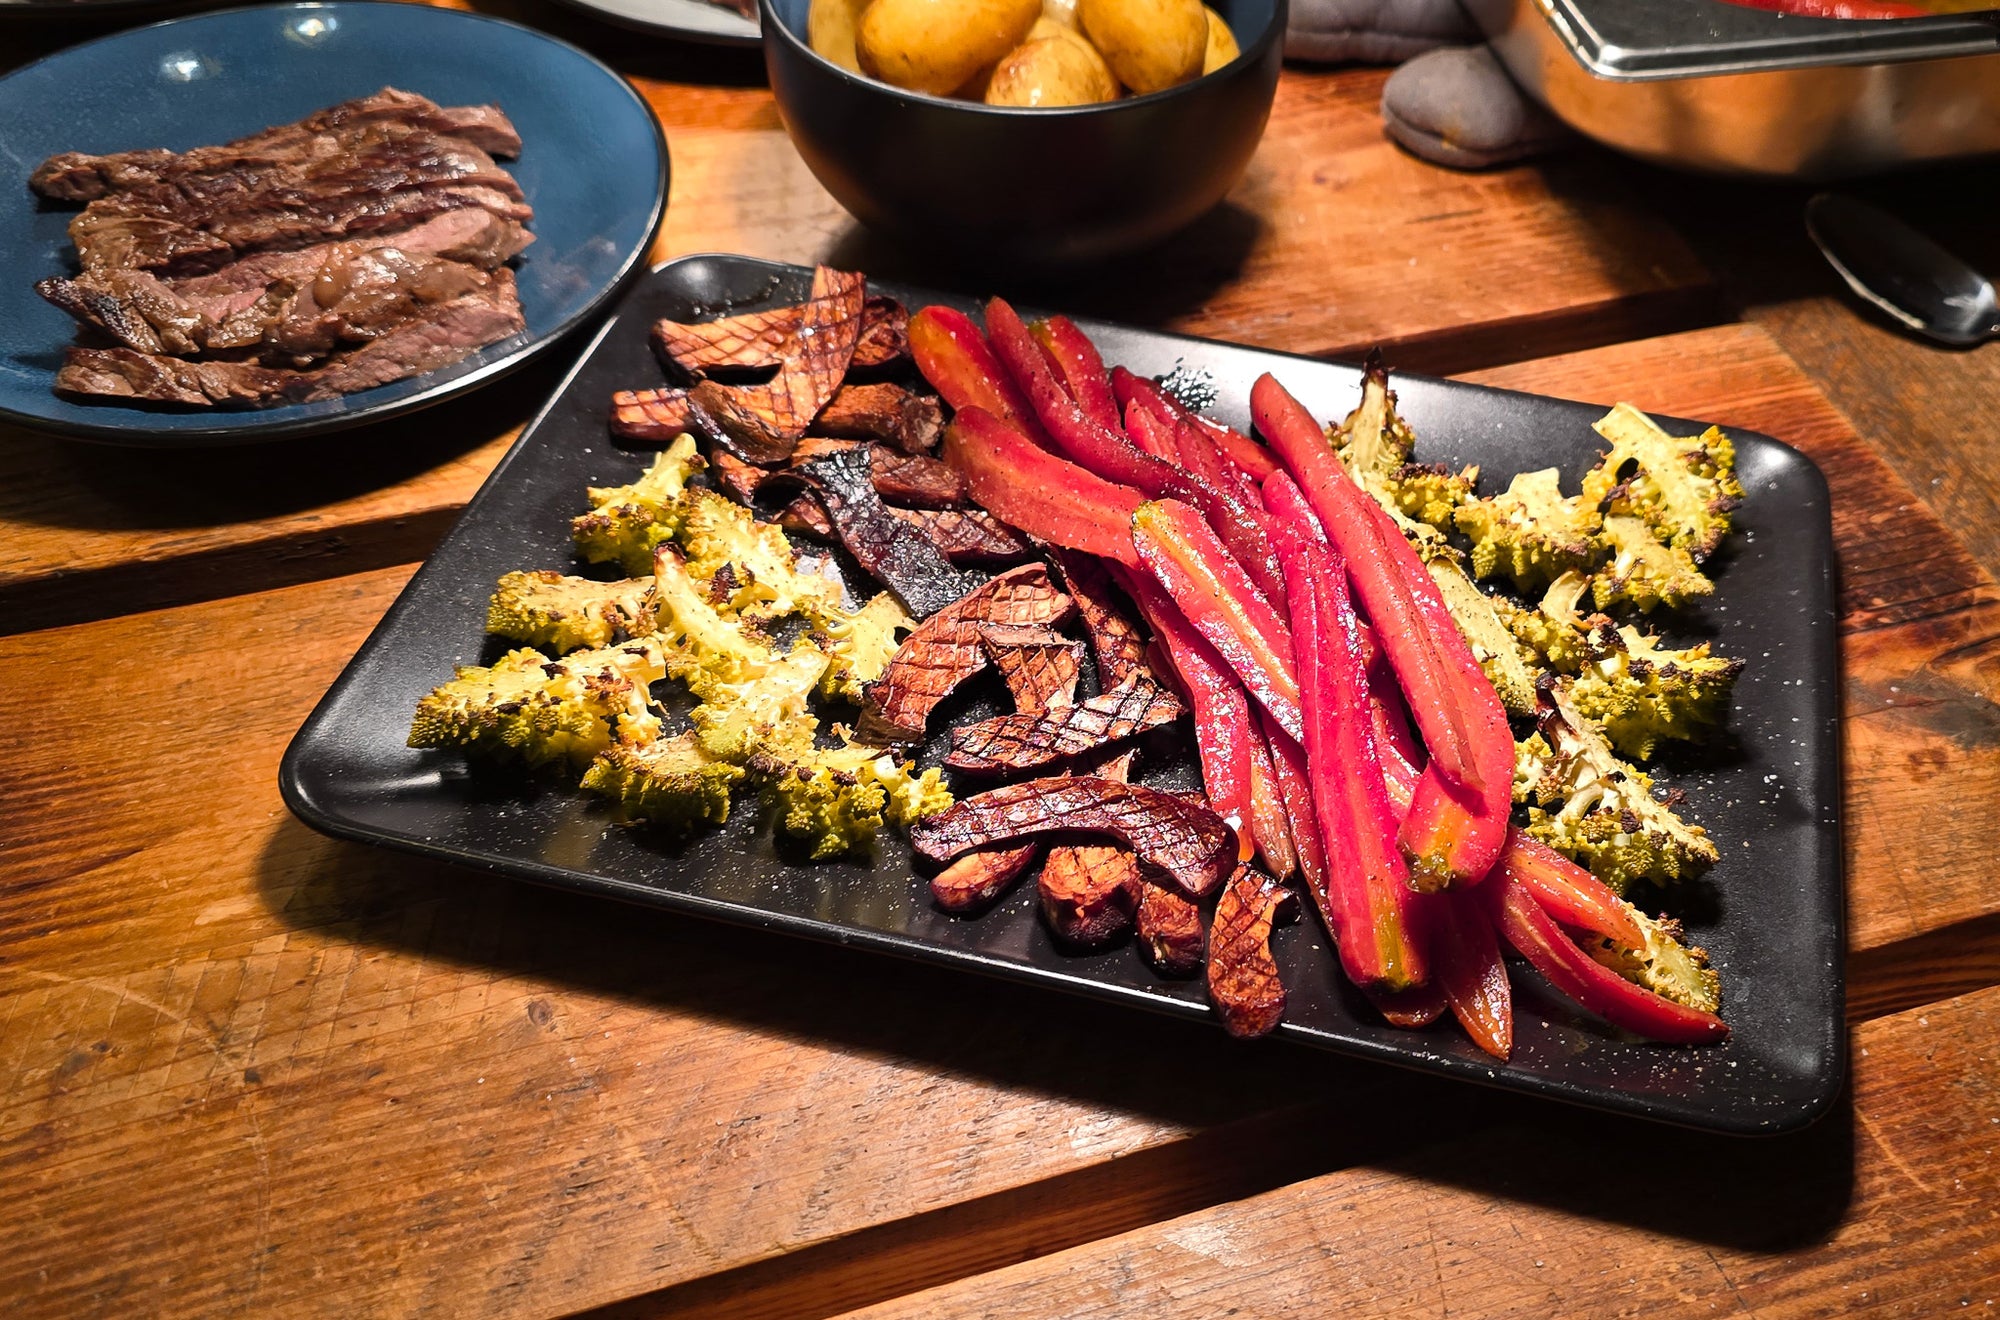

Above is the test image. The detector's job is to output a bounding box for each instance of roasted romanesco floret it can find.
[1502,570,1611,673]
[581,730,745,829]
[678,487,842,625]
[486,570,655,654]
[1328,360,1478,535]
[754,734,953,860]
[1387,461,1479,532]
[1452,467,1602,591]
[408,640,666,768]
[1513,678,1719,894]
[1585,905,1722,1015]
[571,435,704,574]
[814,591,915,703]
[1581,404,1743,562]
[648,545,781,688]
[1593,513,1715,614]
[688,643,828,763]
[1569,625,1744,761]
[1416,539,1542,716]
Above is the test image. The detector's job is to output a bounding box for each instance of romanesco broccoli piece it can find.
[581,730,744,829]
[648,545,781,689]
[1417,539,1542,716]
[486,570,655,654]
[1513,678,1719,894]
[1502,570,1613,674]
[752,734,953,859]
[678,487,842,625]
[408,640,666,769]
[1569,626,1744,761]
[1581,404,1743,562]
[1330,356,1416,483]
[1585,905,1721,1015]
[1593,513,1715,614]
[814,591,915,703]
[1387,461,1479,533]
[688,643,828,763]
[1452,467,1602,591]
[571,435,704,575]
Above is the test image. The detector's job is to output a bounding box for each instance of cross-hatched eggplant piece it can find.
[797,445,987,618]
[685,266,867,463]
[1205,865,1298,1039]
[981,624,1084,711]
[1051,548,1151,692]
[1136,880,1205,976]
[859,563,1076,743]
[608,386,692,444]
[931,842,1044,913]
[866,447,970,508]
[942,676,1185,773]
[812,382,944,453]
[890,507,1034,566]
[650,295,907,378]
[910,777,1236,899]
[1039,751,1142,949]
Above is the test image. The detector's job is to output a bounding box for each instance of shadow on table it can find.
[253,814,1856,1291]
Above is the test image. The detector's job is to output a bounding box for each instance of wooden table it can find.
[5,6,1999,1315]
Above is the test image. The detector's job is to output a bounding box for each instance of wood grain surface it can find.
[2,324,1995,1320]
[0,42,1710,633]
[836,981,2000,1320]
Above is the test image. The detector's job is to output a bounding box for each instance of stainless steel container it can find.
[1464,0,2000,177]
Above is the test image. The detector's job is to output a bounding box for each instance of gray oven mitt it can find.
[1287,0,1573,169]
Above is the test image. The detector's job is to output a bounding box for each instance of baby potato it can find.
[857,0,1043,96]
[1078,0,1205,95]
[808,0,869,72]
[1201,5,1239,73]
[1041,0,1080,26]
[984,34,1118,106]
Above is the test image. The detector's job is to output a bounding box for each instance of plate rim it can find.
[280,251,1849,1137]
[547,0,761,48]
[0,0,670,446]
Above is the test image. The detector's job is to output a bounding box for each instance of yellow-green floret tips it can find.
[678,486,842,625]
[755,733,953,860]
[1587,905,1722,1015]
[1583,404,1743,562]
[1593,513,1715,614]
[1513,678,1719,894]
[571,435,704,575]
[408,640,666,769]
[1453,466,1602,591]
[814,591,916,703]
[486,570,655,654]
[581,731,744,830]
[1568,625,1744,761]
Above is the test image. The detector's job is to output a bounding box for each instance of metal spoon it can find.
[1805,192,2000,347]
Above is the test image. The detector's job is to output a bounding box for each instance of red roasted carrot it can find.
[1259,711,1328,918]
[1032,315,1124,438]
[1244,719,1297,880]
[1123,399,1180,460]
[1130,499,1302,742]
[941,408,1143,566]
[1253,375,1512,890]
[1495,834,1647,950]
[1426,889,1512,1060]
[909,306,1047,444]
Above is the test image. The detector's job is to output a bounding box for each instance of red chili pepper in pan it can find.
[1031,315,1126,438]
[1129,498,1303,742]
[941,407,1144,566]
[1486,875,1730,1045]
[986,298,1290,611]
[1124,573,1258,862]
[909,305,1049,444]
[1270,514,1426,994]
[1253,376,1512,891]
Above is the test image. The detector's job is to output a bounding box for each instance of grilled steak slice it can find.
[811,382,943,453]
[796,446,986,618]
[943,677,1184,773]
[891,508,1034,567]
[1053,549,1152,691]
[651,295,907,377]
[56,269,522,407]
[910,778,1236,899]
[981,625,1084,711]
[1206,866,1297,1039]
[686,267,866,463]
[930,842,1042,914]
[1039,751,1142,949]
[858,563,1075,743]
[610,387,694,443]
[1137,881,1206,976]
[31,89,521,201]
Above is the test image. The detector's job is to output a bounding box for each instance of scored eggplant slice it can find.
[981,624,1084,711]
[910,777,1236,899]
[859,563,1076,743]
[930,841,1043,914]
[1039,750,1142,949]
[1136,880,1206,976]
[1206,865,1298,1038]
[1053,548,1152,692]
[813,381,944,453]
[797,445,986,619]
[943,676,1184,773]
[890,507,1034,567]
[650,294,908,378]
[687,266,867,463]
[609,386,692,444]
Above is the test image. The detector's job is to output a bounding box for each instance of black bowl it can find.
[761,0,1284,266]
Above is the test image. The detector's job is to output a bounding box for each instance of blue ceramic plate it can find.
[0,2,668,444]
